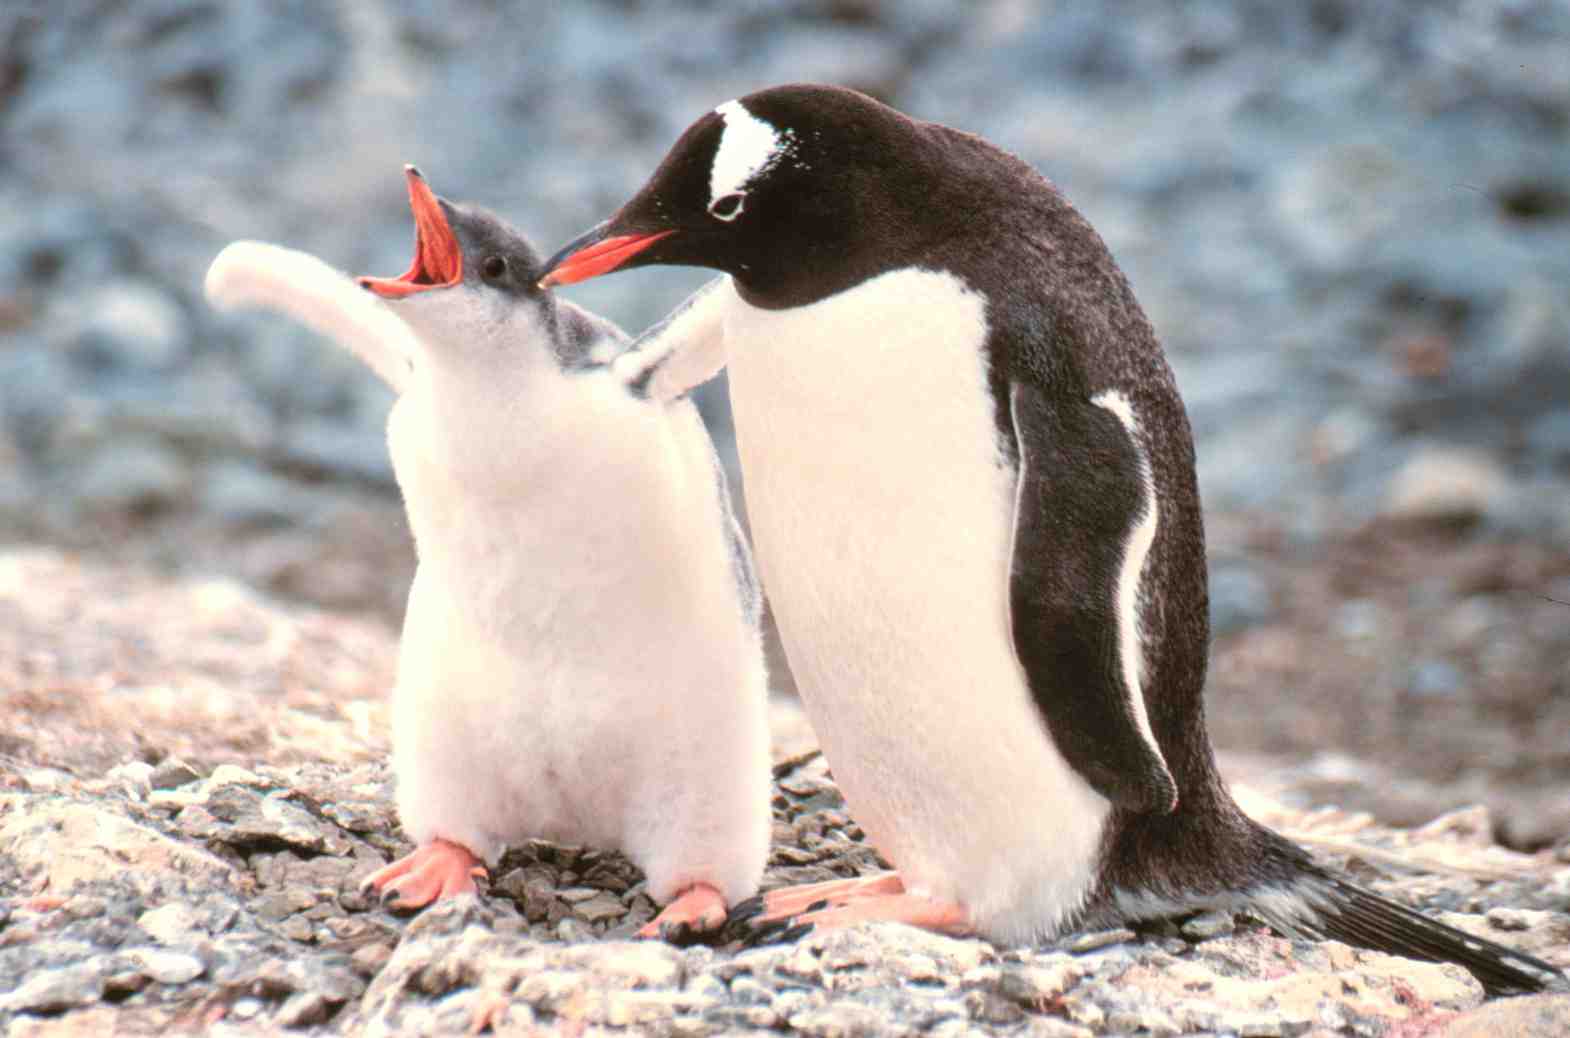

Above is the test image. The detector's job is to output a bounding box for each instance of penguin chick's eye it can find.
[481,255,508,281]
[708,191,746,222]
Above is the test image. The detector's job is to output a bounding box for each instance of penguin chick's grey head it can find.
[359,166,614,371]
[539,84,953,309]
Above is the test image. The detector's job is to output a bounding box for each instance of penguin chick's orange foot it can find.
[638,881,729,941]
[363,837,486,910]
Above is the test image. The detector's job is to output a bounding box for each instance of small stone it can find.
[555,917,591,942]
[517,969,587,1012]
[73,278,188,370]
[252,892,299,921]
[149,758,203,790]
[1442,993,1570,1038]
[573,891,627,924]
[1106,1006,1180,1036]
[107,760,155,795]
[1409,657,1465,699]
[1020,1019,1095,1038]
[0,960,105,1013]
[125,947,206,985]
[71,439,192,513]
[102,970,150,998]
[1180,910,1236,940]
[278,915,316,942]
[965,988,1026,1025]
[322,800,383,833]
[149,788,208,811]
[275,990,331,1028]
[686,972,729,1004]
[138,902,207,945]
[351,942,394,977]
[207,764,266,790]
[231,997,265,1019]
[1382,446,1514,524]
[599,990,683,1027]
[1209,563,1276,636]
[789,1003,889,1038]
[1064,928,1136,953]
[997,960,1081,1006]
[62,894,109,920]
[1484,907,1535,932]
[175,804,222,839]
[729,975,774,1005]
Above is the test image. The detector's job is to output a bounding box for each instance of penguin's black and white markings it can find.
[539,85,1565,994]
[206,167,772,941]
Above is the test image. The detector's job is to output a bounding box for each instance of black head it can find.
[540,84,965,309]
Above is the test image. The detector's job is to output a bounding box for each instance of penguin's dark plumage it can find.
[540,84,1563,996]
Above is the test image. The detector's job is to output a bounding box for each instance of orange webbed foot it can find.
[730,871,972,942]
[639,881,729,941]
[362,837,486,911]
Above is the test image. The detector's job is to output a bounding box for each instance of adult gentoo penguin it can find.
[206,167,771,939]
[537,85,1564,992]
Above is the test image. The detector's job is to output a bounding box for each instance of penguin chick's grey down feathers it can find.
[205,167,771,938]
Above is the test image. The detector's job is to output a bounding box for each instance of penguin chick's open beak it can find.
[358,166,463,298]
[537,223,674,288]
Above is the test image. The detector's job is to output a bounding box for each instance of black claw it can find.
[805,899,830,914]
[742,919,792,947]
[778,922,815,944]
[660,920,693,945]
[729,895,765,922]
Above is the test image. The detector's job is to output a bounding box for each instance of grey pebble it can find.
[1063,929,1138,954]
[150,757,204,790]
[0,959,106,1013]
[124,946,207,985]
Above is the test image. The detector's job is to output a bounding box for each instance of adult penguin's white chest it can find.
[720,269,1112,938]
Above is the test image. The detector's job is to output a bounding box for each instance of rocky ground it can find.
[2,547,1569,1036]
[3,2,1570,1033]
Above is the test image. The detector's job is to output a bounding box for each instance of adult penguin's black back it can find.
[537,83,1563,997]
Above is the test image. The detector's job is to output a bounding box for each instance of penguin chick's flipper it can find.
[611,276,731,403]
[362,838,486,910]
[1008,382,1179,814]
[204,240,416,393]
[638,882,729,941]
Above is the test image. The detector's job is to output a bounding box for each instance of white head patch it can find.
[709,100,790,210]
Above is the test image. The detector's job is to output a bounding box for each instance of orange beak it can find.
[537,224,674,288]
[357,166,462,298]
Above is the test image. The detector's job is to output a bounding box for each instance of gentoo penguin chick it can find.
[537,86,1565,992]
[204,167,771,938]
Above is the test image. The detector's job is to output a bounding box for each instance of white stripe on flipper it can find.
[1090,389,1168,777]
[710,100,786,206]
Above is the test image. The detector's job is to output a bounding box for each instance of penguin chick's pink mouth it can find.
[358,167,462,298]
[538,230,674,288]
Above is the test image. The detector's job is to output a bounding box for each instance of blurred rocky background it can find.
[1,1,1567,849]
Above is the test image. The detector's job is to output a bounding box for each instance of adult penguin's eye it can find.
[481,255,508,281]
[708,192,746,221]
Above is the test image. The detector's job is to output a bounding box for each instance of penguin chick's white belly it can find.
[386,376,769,904]
[721,270,1112,940]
